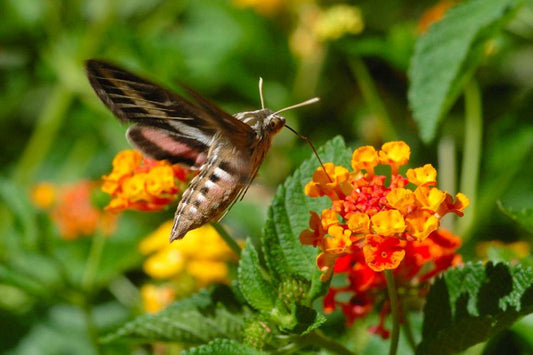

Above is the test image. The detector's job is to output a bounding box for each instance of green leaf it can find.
[0,255,60,299]
[471,127,533,237]
[238,240,277,313]
[281,304,326,335]
[101,287,249,344]
[417,262,533,355]
[499,202,533,234]
[183,338,266,355]
[408,0,524,142]
[9,304,95,355]
[262,136,351,300]
[0,178,38,249]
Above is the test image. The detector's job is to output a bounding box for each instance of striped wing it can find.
[85,59,255,167]
[86,59,265,241]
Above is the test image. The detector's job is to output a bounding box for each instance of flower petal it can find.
[371,210,406,236]
[363,234,406,272]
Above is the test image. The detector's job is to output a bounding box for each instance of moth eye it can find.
[269,116,283,128]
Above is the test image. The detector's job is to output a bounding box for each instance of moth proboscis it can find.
[86,59,329,241]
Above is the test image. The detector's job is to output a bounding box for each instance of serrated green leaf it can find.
[238,240,277,313]
[101,287,249,345]
[408,0,524,142]
[183,338,266,355]
[262,136,351,300]
[417,262,533,355]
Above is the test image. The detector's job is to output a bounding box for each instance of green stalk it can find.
[293,46,325,100]
[297,330,354,355]
[385,270,400,355]
[13,86,73,185]
[82,232,107,292]
[211,222,242,257]
[349,58,398,141]
[457,80,482,239]
[437,135,457,231]
[401,305,417,352]
[80,232,107,354]
[82,301,103,355]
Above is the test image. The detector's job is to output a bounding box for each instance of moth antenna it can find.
[285,124,333,183]
[274,97,320,115]
[273,97,331,182]
[258,77,265,109]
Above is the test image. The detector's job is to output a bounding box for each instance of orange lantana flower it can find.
[102,150,191,212]
[32,180,117,240]
[300,141,469,277]
[300,141,468,337]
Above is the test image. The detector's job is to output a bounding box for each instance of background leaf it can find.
[183,338,266,355]
[498,202,533,234]
[102,286,249,345]
[408,0,525,142]
[417,262,533,354]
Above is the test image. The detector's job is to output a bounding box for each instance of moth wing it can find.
[85,59,255,154]
[126,125,208,169]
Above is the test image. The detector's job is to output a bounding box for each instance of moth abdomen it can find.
[169,157,248,241]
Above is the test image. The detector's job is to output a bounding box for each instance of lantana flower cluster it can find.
[300,141,468,336]
[300,141,468,279]
[299,141,468,335]
[31,180,116,240]
[139,222,239,313]
[325,229,463,337]
[101,150,191,212]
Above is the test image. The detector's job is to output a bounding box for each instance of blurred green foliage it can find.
[1,0,533,353]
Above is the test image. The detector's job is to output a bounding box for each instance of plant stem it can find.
[82,300,103,355]
[80,233,108,354]
[298,330,354,355]
[292,45,325,100]
[211,222,242,257]
[437,135,457,231]
[385,270,400,355]
[13,86,73,185]
[401,305,417,352]
[82,232,107,292]
[349,58,398,141]
[457,80,482,240]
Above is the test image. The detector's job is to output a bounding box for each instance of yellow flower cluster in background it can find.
[140,284,176,314]
[313,5,364,41]
[290,3,364,59]
[139,222,239,313]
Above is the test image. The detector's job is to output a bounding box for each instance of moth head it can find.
[239,78,319,135]
[265,111,286,134]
